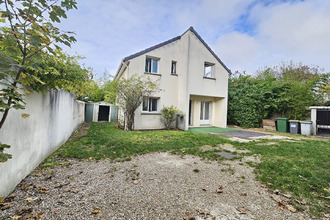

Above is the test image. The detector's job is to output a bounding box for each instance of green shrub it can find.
[160,106,184,129]
[228,63,328,127]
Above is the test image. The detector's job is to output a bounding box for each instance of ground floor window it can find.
[142,97,159,112]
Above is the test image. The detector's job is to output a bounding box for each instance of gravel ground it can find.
[1,152,311,220]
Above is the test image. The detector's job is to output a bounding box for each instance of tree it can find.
[110,75,160,130]
[161,105,184,130]
[0,0,85,162]
[0,0,78,129]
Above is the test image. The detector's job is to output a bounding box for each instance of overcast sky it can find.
[58,0,330,78]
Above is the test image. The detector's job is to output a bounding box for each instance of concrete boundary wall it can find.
[0,90,85,197]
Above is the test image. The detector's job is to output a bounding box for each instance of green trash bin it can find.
[276,118,289,132]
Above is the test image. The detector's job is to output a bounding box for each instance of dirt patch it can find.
[67,123,91,141]
[0,153,310,219]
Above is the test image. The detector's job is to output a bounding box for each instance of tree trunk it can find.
[126,111,135,130]
[0,68,24,129]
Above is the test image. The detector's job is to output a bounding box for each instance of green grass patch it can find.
[188,126,237,133]
[243,139,330,217]
[51,122,235,162]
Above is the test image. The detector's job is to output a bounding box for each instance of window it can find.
[171,61,177,75]
[142,97,159,112]
[145,57,158,74]
[204,62,214,78]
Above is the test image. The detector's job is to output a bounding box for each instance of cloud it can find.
[214,32,259,73]
[56,0,330,77]
[214,0,330,74]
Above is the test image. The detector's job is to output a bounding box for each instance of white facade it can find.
[115,27,230,130]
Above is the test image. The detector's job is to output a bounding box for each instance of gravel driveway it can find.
[1,152,310,219]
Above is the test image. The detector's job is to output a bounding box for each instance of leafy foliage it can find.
[160,105,184,130]
[0,0,91,162]
[0,0,80,128]
[0,142,11,163]
[228,62,329,127]
[109,75,160,130]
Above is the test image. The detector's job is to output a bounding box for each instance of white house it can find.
[114,27,231,130]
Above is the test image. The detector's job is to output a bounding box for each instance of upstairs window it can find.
[145,57,159,74]
[171,61,177,75]
[204,62,214,78]
[142,97,159,112]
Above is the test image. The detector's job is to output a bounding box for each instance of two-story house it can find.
[114,27,231,130]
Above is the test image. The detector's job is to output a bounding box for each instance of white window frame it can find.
[204,62,214,78]
[145,57,159,74]
[142,97,159,112]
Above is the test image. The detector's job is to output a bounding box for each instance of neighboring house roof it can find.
[115,26,231,78]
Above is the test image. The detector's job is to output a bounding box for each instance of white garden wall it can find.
[0,89,85,197]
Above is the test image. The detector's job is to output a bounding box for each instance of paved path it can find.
[215,130,270,138]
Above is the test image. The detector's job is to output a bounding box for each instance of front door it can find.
[200,101,211,125]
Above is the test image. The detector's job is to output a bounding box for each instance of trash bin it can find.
[300,121,312,136]
[276,118,289,132]
[289,120,300,134]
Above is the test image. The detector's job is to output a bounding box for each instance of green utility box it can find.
[276,118,289,132]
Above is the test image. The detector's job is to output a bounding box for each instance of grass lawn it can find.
[44,122,330,218]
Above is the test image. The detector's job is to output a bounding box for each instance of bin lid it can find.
[300,121,312,124]
[289,120,300,122]
[276,118,288,120]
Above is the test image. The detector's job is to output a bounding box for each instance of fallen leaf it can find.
[278,205,284,211]
[0,202,14,210]
[132,180,139,184]
[270,195,282,203]
[0,197,3,203]
[196,209,210,217]
[295,199,306,205]
[11,214,22,219]
[282,193,292,199]
[319,195,330,200]
[286,205,297,213]
[21,113,30,119]
[216,185,224,194]
[55,182,70,188]
[38,212,45,218]
[273,189,280,194]
[92,208,100,214]
[261,184,267,188]
[236,207,247,214]
[44,175,52,180]
[50,208,58,213]
[183,216,195,220]
[240,193,247,196]
[309,185,317,190]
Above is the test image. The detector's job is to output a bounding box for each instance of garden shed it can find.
[85,102,117,122]
[309,106,330,135]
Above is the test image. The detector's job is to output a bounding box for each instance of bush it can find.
[161,106,183,129]
[228,63,328,127]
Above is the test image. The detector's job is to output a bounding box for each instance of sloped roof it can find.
[121,26,231,74]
